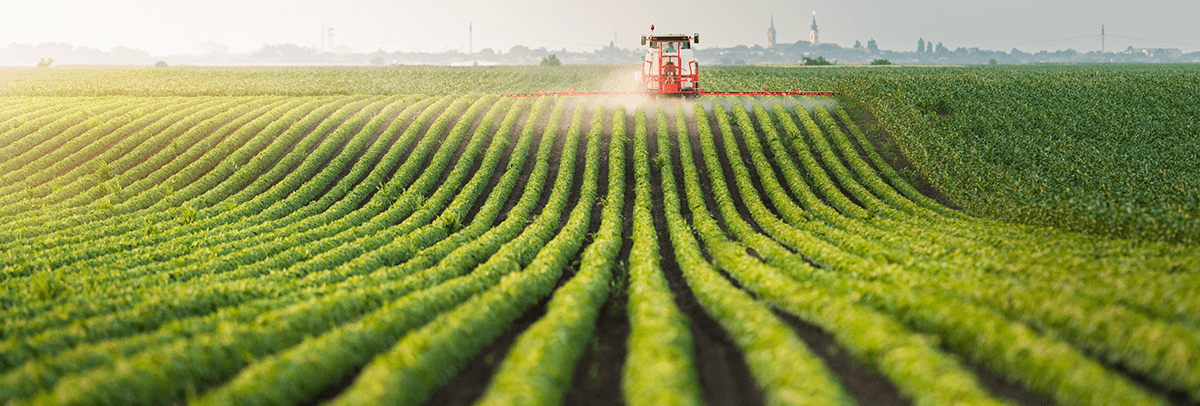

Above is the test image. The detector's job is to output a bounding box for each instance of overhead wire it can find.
[1104,35,1200,48]
[475,31,609,49]
[348,30,611,52]
[1008,34,1101,46]
[1105,24,1200,38]
[982,24,1199,51]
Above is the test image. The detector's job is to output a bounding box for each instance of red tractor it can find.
[635,27,701,97]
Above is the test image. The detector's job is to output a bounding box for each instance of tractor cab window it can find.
[681,42,690,50]
[649,41,658,48]
[664,42,677,54]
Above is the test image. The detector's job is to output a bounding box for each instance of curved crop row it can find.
[722,99,1171,406]
[2,89,1196,406]
[474,104,626,406]
[685,101,1011,406]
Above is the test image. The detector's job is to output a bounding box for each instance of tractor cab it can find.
[636,27,700,97]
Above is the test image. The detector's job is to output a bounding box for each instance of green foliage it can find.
[802,56,832,65]
[180,206,196,224]
[659,104,853,406]
[0,65,623,96]
[539,54,561,67]
[0,67,1197,406]
[699,64,1200,243]
[28,268,69,301]
[93,159,111,182]
[870,59,892,65]
[141,218,158,236]
[476,106,624,406]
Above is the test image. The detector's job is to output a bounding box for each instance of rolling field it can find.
[0,65,1198,406]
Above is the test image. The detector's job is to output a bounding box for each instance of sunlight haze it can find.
[3,0,1198,56]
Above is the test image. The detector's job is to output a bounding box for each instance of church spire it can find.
[767,15,777,48]
[809,11,819,46]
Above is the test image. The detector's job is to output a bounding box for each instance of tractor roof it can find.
[649,35,690,41]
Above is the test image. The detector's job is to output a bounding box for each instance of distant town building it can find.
[1123,46,1183,59]
[809,12,819,46]
[767,16,776,49]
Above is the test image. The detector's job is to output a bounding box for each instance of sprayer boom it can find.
[505,89,834,98]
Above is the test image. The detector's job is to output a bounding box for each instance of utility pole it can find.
[321,25,325,51]
[1101,24,1105,53]
[327,27,335,51]
[469,22,473,56]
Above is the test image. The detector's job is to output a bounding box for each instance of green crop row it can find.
[0,96,568,405]
[472,105,623,406]
[190,97,550,406]
[10,96,515,405]
[1,88,1196,406]
[707,65,1200,243]
[711,98,1174,406]
[656,104,851,406]
[0,98,207,211]
[687,101,1015,406]
[0,97,487,371]
[0,97,286,242]
[327,101,606,406]
[0,97,402,340]
[0,66,630,97]
[0,97,244,220]
[0,97,339,274]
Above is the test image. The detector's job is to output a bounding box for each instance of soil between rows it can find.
[831,99,959,210]
[408,101,916,405]
[421,99,619,406]
[422,102,904,405]
[300,99,1148,406]
[12,94,1195,406]
[651,105,767,406]
[298,97,543,406]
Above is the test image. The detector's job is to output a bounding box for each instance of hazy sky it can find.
[3,0,1198,55]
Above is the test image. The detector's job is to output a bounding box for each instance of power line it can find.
[984,24,1200,51]
[996,24,1097,36]
[348,30,610,52]
[1006,34,1101,46]
[392,32,463,42]
[1106,34,1200,48]
[343,31,464,51]
[1107,24,1200,38]
[474,31,609,49]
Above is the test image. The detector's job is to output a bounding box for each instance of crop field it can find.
[0,65,1198,406]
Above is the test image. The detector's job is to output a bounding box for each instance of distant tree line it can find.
[703,39,1200,65]
[4,38,1199,67]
